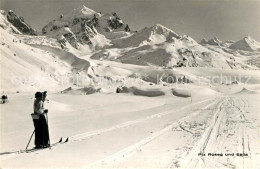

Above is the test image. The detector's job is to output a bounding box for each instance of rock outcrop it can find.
[6,10,37,35]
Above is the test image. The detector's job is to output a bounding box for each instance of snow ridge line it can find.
[71,97,217,141]
[84,97,222,168]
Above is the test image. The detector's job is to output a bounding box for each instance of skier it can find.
[1,95,7,103]
[32,92,49,148]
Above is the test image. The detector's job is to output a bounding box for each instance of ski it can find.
[19,137,69,154]
[0,137,70,160]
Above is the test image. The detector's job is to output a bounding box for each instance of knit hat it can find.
[35,92,42,98]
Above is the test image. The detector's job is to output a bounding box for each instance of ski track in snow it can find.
[178,97,227,168]
[84,97,222,168]
[0,97,216,161]
[178,96,252,168]
[85,96,257,169]
[1,96,257,169]
[70,97,216,142]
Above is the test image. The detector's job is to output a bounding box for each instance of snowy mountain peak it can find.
[72,5,97,16]
[230,36,260,51]
[111,24,179,48]
[146,24,177,36]
[213,37,221,42]
[42,5,132,50]
[63,5,100,20]
[152,24,168,30]
[243,36,252,40]
[200,37,223,46]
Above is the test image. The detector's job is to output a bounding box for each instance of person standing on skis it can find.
[32,92,49,148]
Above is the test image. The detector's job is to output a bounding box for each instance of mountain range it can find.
[0,5,260,92]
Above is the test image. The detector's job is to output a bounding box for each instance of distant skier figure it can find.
[32,92,49,148]
[1,95,8,103]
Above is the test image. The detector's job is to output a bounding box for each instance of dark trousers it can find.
[33,115,49,147]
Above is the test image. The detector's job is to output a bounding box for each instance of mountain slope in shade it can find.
[0,10,21,34]
[0,9,37,35]
[229,36,260,51]
[0,10,37,35]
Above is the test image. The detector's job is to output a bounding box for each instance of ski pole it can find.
[26,130,35,150]
[46,113,51,147]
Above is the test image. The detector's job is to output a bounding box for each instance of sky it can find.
[0,0,259,42]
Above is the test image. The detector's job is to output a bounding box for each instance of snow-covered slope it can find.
[1,5,260,93]
[229,36,260,51]
[0,28,68,91]
[91,25,241,69]
[0,27,110,92]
